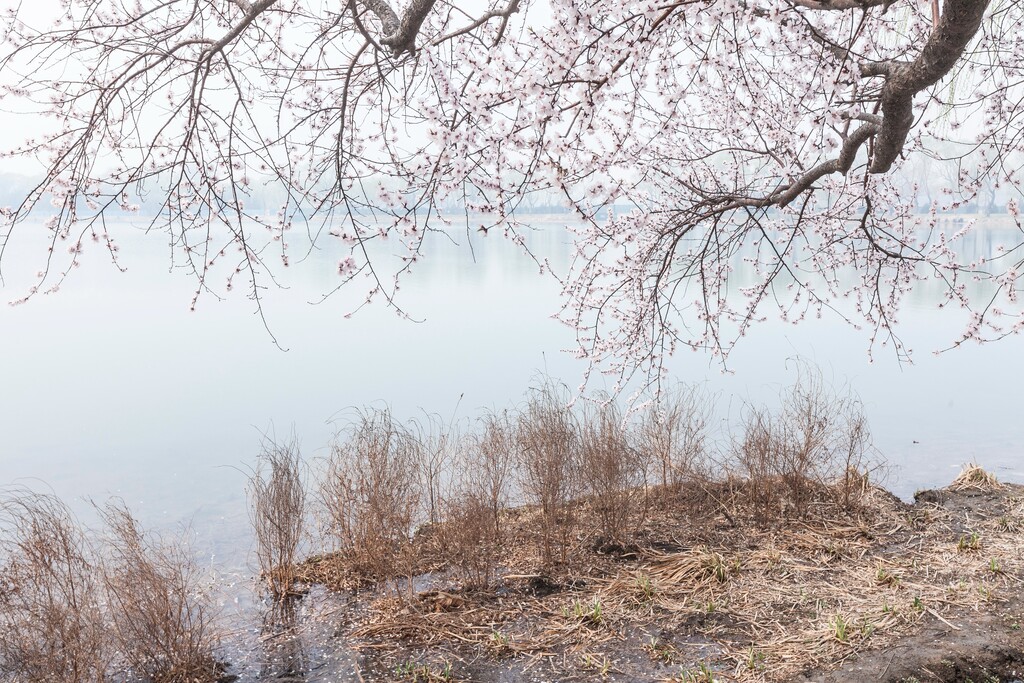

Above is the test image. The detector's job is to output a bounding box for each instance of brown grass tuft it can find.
[950,463,1001,491]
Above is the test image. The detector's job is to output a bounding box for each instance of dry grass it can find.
[247,434,306,600]
[98,501,219,683]
[293,378,1020,682]
[332,478,1024,682]
[0,491,109,683]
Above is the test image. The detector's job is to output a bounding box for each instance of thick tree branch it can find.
[359,0,400,38]
[355,0,439,56]
[869,0,990,172]
[788,0,888,10]
[385,0,439,54]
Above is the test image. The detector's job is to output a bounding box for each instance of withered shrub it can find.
[732,368,878,522]
[99,501,218,683]
[579,400,643,545]
[517,382,581,567]
[0,492,109,683]
[321,407,421,593]
[465,408,518,538]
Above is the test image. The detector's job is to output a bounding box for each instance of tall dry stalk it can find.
[411,411,457,526]
[580,400,642,545]
[466,408,518,537]
[321,407,421,592]
[247,435,306,600]
[517,382,581,567]
[98,502,218,683]
[0,491,109,683]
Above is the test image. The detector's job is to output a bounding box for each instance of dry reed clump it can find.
[321,407,422,591]
[731,369,877,522]
[0,491,109,683]
[517,381,582,568]
[579,399,644,546]
[98,502,219,683]
[247,435,306,600]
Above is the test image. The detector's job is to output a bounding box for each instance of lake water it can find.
[1,215,1022,675]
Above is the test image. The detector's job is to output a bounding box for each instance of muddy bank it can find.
[797,484,1024,683]
[287,472,1023,682]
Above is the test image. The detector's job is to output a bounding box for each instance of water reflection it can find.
[258,600,308,681]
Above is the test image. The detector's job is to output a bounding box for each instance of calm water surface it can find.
[2,218,1022,524]
[0,216,1022,676]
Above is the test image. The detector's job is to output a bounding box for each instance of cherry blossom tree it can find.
[0,0,1020,384]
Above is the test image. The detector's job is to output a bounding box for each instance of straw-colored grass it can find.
[950,462,1002,491]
